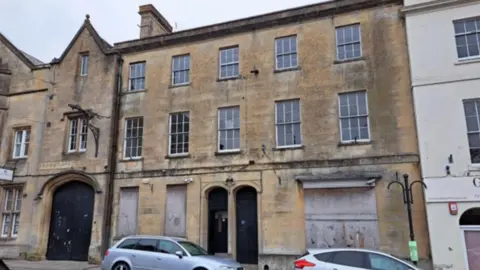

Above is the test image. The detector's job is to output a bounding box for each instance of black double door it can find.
[208,188,228,254]
[236,186,258,264]
[46,181,94,261]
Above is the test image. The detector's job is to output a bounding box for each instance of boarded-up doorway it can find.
[165,185,187,237]
[117,187,139,237]
[304,187,380,249]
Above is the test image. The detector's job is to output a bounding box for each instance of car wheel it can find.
[193,268,208,270]
[112,262,130,270]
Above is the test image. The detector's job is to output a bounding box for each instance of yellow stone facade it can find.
[0,0,432,268]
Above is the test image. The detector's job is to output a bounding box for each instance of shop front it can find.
[424,176,480,270]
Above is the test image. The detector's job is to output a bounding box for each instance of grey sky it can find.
[0,0,321,63]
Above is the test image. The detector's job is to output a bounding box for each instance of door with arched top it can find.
[208,187,228,255]
[461,207,480,270]
[46,181,94,261]
[235,186,258,264]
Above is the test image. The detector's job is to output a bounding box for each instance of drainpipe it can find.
[101,53,123,259]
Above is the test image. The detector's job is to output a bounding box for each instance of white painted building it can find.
[403,0,480,269]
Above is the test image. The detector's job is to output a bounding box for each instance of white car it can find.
[294,248,421,270]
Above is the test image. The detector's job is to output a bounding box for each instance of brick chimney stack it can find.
[138,4,173,39]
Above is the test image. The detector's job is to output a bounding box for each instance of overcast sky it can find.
[0,0,322,63]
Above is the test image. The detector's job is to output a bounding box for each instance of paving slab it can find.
[3,260,99,270]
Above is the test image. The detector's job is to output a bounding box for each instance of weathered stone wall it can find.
[114,3,429,268]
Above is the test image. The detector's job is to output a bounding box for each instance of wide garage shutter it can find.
[304,187,380,249]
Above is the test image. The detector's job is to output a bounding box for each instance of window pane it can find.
[466,20,476,32]
[466,116,479,132]
[368,253,410,270]
[277,125,286,146]
[14,190,21,212]
[4,190,12,211]
[468,133,480,148]
[276,103,284,124]
[135,239,158,252]
[158,240,184,254]
[341,128,351,141]
[293,123,302,145]
[454,21,466,34]
[471,148,480,164]
[118,238,139,249]
[12,213,19,236]
[331,251,366,268]
[2,214,10,236]
[284,124,293,146]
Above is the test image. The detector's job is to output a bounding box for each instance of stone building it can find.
[403,0,480,269]
[0,17,119,262]
[0,0,432,268]
[112,0,430,268]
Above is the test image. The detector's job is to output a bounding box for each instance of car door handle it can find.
[156,257,162,260]
[131,254,136,258]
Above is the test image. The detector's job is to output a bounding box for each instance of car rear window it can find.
[117,238,138,249]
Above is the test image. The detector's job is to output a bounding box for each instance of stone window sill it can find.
[274,66,301,74]
[217,76,242,82]
[273,145,304,151]
[63,151,86,156]
[165,154,190,159]
[119,157,143,163]
[169,83,190,89]
[338,140,372,147]
[334,57,365,64]
[215,150,242,156]
[455,57,480,66]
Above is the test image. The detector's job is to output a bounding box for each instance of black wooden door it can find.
[208,188,228,254]
[236,186,258,264]
[46,181,94,261]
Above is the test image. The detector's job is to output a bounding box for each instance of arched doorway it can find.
[235,186,258,264]
[208,187,228,255]
[460,207,480,270]
[46,181,94,261]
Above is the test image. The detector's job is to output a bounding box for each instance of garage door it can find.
[304,187,380,249]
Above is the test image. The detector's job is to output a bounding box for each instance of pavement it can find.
[2,260,100,270]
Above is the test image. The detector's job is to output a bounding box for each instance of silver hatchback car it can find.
[101,235,243,270]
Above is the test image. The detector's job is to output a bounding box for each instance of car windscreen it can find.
[178,241,209,256]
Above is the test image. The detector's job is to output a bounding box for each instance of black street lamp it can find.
[387,173,427,265]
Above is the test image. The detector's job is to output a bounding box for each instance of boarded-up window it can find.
[164,185,187,237]
[117,187,139,237]
[304,188,380,249]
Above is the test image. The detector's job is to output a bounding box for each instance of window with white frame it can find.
[169,112,189,155]
[335,24,362,61]
[275,99,302,147]
[80,54,88,76]
[124,117,143,159]
[454,18,480,59]
[1,187,22,238]
[219,47,239,78]
[172,55,190,85]
[218,107,240,151]
[275,36,298,70]
[463,99,480,163]
[338,91,370,142]
[68,118,88,153]
[12,128,30,159]
[129,62,146,91]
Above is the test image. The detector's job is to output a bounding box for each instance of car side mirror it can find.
[175,251,183,259]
